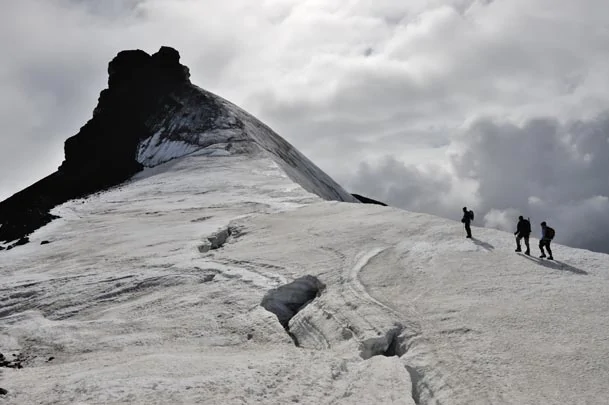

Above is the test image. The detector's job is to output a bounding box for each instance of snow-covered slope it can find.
[135,83,358,203]
[1,151,608,404]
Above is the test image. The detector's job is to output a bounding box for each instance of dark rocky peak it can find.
[0,46,357,247]
[107,46,190,88]
[0,46,193,244]
[60,46,192,177]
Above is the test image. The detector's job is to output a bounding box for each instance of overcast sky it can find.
[2,0,609,252]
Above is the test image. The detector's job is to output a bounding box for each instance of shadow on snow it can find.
[471,237,494,251]
[518,253,588,275]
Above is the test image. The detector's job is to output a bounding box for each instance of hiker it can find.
[514,215,531,255]
[539,221,555,260]
[461,207,474,238]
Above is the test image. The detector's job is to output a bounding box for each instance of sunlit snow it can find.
[1,151,609,404]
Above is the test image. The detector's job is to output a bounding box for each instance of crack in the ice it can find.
[198,226,243,253]
[405,365,422,405]
[358,326,438,405]
[359,325,408,359]
[351,248,436,405]
[260,275,325,342]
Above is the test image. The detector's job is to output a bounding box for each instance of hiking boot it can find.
[547,256,554,260]
[515,248,522,252]
[539,254,546,258]
[525,250,530,256]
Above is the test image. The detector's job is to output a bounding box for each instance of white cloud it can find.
[483,208,519,233]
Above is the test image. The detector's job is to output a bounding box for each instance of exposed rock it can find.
[3,237,30,251]
[106,46,189,89]
[40,240,50,245]
[0,388,7,395]
[352,193,388,206]
[0,352,25,369]
[13,237,29,247]
[0,46,191,244]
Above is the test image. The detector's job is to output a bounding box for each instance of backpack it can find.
[523,219,531,233]
[545,227,555,240]
[469,210,474,221]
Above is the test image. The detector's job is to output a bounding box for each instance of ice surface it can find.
[134,84,359,204]
[1,151,609,404]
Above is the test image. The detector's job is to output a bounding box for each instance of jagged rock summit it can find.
[0,46,359,244]
[62,46,191,179]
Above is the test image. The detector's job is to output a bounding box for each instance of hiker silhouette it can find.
[461,207,473,238]
[514,215,531,255]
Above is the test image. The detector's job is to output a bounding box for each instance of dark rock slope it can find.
[351,194,388,206]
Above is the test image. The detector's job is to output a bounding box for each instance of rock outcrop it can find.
[352,194,388,206]
[0,47,191,243]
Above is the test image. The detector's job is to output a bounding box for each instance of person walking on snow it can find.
[539,221,555,260]
[461,207,474,238]
[514,215,531,255]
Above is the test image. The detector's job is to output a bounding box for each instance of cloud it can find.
[353,157,455,213]
[351,113,609,252]
[1,0,609,253]
[456,114,609,252]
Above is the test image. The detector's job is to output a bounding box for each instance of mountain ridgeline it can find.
[0,47,382,245]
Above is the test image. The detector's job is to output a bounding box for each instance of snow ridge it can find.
[135,83,358,203]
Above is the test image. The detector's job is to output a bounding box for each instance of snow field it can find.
[1,152,608,404]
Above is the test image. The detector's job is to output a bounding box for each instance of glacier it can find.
[1,47,609,404]
[1,150,609,404]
